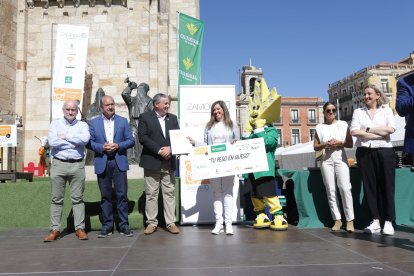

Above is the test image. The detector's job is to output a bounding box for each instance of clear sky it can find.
[199,0,414,100]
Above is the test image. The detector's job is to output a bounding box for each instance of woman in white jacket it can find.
[314,102,355,232]
[189,100,240,235]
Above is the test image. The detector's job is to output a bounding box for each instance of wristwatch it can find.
[366,127,370,133]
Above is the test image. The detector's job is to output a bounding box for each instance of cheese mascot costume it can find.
[243,78,287,231]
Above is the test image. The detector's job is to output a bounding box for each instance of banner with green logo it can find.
[178,13,204,86]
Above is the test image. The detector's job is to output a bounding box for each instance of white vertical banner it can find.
[179,85,241,225]
[52,24,89,120]
[0,125,17,147]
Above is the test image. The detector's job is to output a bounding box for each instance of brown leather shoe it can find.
[44,230,60,242]
[144,224,157,235]
[167,223,180,234]
[75,229,88,240]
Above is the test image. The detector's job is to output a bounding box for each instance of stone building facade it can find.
[275,97,324,147]
[237,66,324,148]
[328,52,414,122]
[0,0,199,168]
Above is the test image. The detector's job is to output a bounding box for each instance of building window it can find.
[349,86,354,96]
[333,93,337,103]
[291,129,300,145]
[308,109,316,123]
[290,109,299,124]
[309,129,316,141]
[274,114,282,124]
[381,78,389,93]
[276,128,282,147]
[342,89,347,98]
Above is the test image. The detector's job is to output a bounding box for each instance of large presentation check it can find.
[189,138,269,180]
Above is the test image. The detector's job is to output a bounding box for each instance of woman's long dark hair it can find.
[323,101,336,123]
[206,100,233,130]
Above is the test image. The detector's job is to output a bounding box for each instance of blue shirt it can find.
[48,118,90,160]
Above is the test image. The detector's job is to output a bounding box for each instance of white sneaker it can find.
[211,224,224,235]
[382,221,395,236]
[364,220,381,234]
[225,223,234,235]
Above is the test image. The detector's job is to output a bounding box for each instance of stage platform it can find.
[0,171,33,183]
[0,225,413,275]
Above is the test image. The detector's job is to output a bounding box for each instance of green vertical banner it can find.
[178,13,204,86]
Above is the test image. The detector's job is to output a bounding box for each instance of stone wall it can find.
[18,0,199,165]
[0,0,17,113]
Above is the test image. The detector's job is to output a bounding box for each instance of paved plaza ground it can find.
[0,224,413,275]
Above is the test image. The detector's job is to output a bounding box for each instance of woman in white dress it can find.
[314,102,355,232]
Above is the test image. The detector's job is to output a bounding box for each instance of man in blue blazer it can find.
[88,95,135,237]
[138,93,180,235]
[396,72,414,166]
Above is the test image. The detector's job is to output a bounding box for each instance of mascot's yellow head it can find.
[245,78,282,133]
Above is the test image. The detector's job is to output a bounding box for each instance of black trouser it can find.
[356,147,396,222]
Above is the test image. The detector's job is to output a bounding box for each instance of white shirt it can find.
[48,118,90,160]
[350,105,395,148]
[211,122,228,144]
[156,112,166,137]
[103,115,114,143]
[316,120,348,144]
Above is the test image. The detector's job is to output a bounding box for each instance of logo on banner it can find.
[186,23,198,35]
[65,76,73,83]
[0,126,11,137]
[184,160,208,185]
[211,144,226,153]
[183,58,193,70]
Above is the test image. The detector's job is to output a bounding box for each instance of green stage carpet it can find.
[0,178,179,231]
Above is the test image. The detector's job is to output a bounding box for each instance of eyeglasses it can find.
[325,109,336,113]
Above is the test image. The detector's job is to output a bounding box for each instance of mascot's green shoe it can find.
[253,213,271,229]
[270,215,288,231]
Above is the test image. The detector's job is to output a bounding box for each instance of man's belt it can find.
[54,157,83,163]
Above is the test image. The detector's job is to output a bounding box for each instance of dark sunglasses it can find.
[325,109,336,113]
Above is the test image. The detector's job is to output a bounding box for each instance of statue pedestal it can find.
[85,165,144,181]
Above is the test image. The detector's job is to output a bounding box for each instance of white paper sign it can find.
[169,129,192,154]
[0,125,17,147]
[190,138,268,180]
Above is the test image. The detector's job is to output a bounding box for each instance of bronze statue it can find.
[85,88,106,165]
[122,77,153,163]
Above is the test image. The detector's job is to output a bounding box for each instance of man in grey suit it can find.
[138,93,180,235]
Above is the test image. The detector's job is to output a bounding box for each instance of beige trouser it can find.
[50,159,85,231]
[144,161,176,226]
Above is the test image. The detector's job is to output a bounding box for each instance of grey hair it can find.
[63,100,80,109]
[152,93,168,107]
